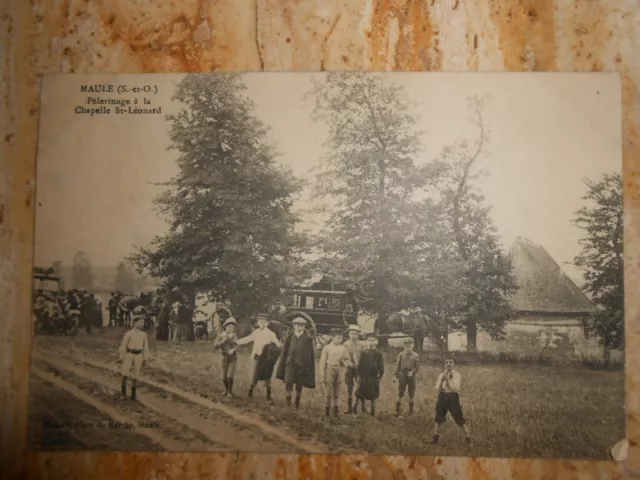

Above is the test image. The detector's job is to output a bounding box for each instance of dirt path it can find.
[32,352,325,453]
[31,369,179,451]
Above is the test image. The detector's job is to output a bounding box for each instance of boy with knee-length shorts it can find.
[213,317,239,396]
[118,315,149,401]
[319,328,352,418]
[394,337,419,415]
[343,324,363,414]
[432,358,471,444]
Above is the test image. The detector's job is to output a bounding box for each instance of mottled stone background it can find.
[1,0,639,478]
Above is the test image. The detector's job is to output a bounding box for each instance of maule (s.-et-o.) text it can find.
[80,84,158,95]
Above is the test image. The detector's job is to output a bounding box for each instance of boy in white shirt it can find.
[237,313,282,403]
[432,358,471,444]
[118,315,149,400]
[319,328,353,418]
[342,324,363,414]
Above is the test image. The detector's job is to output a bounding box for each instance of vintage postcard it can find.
[29,72,624,459]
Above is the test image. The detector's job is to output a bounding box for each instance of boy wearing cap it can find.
[275,317,316,408]
[118,315,149,400]
[237,313,282,403]
[213,317,239,396]
[394,337,420,415]
[343,324,363,414]
[319,328,353,418]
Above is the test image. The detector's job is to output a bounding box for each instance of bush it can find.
[580,354,624,371]
[381,346,620,369]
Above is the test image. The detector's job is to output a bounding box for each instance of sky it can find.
[34,72,622,286]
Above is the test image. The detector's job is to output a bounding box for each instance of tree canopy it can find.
[573,172,624,360]
[130,74,306,317]
[307,75,516,349]
[307,73,429,321]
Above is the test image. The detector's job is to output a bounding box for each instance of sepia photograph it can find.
[29,72,624,459]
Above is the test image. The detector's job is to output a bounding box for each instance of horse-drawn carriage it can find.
[32,267,79,336]
[200,276,359,349]
[273,275,360,348]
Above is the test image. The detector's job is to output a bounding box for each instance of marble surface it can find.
[1,0,639,478]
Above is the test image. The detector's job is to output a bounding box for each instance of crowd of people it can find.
[118,312,472,445]
[32,287,103,333]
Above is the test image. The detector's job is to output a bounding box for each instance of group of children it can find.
[118,313,471,444]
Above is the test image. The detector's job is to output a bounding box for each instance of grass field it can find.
[33,330,625,459]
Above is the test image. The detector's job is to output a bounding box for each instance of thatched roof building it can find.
[509,238,596,316]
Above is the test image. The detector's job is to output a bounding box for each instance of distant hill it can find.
[52,265,163,293]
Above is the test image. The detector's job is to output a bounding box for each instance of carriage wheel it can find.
[214,306,233,320]
[314,333,331,351]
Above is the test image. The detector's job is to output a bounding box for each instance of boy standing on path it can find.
[394,337,420,415]
[319,328,353,418]
[275,317,316,408]
[118,315,149,401]
[213,317,239,396]
[237,313,282,404]
[343,324,363,414]
[432,358,471,444]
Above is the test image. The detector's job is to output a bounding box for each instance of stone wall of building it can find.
[447,317,623,362]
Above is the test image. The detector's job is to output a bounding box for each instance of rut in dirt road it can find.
[33,353,324,453]
[32,367,188,451]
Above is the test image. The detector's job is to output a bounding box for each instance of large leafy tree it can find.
[432,98,517,350]
[72,251,93,290]
[130,74,306,318]
[308,73,441,344]
[573,172,624,363]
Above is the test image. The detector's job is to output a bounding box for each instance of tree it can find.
[115,261,135,293]
[308,73,437,345]
[72,251,93,290]
[432,97,517,350]
[130,74,306,318]
[573,172,624,364]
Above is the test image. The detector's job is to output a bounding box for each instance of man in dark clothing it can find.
[185,303,196,342]
[156,300,171,341]
[173,302,194,342]
[108,292,118,327]
[276,317,316,408]
[90,293,103,328]
[80,290,92,334]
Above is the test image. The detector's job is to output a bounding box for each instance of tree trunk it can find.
[375,312,389,348]
[603,331,611,366]
[466,317,478,352]
[442,319,449,352]
[185,287,197,342]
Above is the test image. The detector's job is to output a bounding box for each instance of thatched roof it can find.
[509,238,595,314]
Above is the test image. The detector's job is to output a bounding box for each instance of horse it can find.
[116,289,164,328]
[117,295,141,327]
[375,312,429,351]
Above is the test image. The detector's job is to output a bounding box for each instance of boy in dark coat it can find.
[275,317,316,408]
[355,334,384,417]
